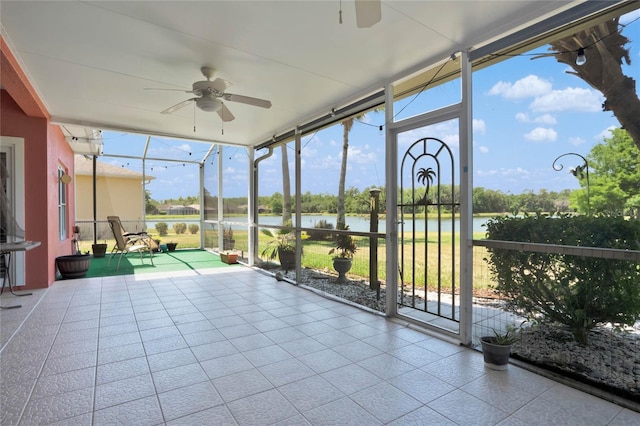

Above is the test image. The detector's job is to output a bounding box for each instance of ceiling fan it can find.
[150,67,272,122]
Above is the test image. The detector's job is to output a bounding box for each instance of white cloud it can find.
[515,112,556,124]
[479,146,489,154]
[488,75,552,100]
[347,146,377,164]
[568,136,586,146]
[477,167,530,177]
[524,127,558,142]
[534,114,557,125]
[529,87,602,112]
[473,119,486,134]
[595,126,616,142]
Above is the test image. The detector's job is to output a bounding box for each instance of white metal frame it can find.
[385,51,474,344]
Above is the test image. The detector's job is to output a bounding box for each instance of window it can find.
[58,166,67,240]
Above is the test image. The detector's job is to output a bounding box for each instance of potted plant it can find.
[220,251,238,264]
[92,241,108,258]
[480,325,519,370]
[166,241,178,252]
[260,228,298,272]
[329,226,357,283]
[223,226,235,250]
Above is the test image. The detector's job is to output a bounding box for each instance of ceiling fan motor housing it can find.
[192,81,218,96]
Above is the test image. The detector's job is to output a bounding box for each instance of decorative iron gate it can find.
[398,137,460,325]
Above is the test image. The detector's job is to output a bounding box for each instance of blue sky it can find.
[101,11,639,201]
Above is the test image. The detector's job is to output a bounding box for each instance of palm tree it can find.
[337,117,354,231]
[536,17,640,150]
[337,108,382,230]
[280,145,292,224]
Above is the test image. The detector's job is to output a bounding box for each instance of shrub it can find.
[307,220,334,241]
[485,213,640,345]
[329,228,357,259]
[155,222,168,236]
[188,224,199,234]
[173,222,187,234]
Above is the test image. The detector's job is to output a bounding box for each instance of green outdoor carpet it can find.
[81,249,236,279]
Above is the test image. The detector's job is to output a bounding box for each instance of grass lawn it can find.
[80,222,491,294]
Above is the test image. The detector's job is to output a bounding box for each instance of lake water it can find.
[145,215,489,234]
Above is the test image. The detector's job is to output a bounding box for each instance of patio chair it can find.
[107,216,147,243]
[107,217,154,270]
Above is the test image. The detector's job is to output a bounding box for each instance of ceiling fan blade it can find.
[355,0,381,28]
[223,93,272,109]
[145,88,193,93]
[161,98,196,114]
[217,104,235,122]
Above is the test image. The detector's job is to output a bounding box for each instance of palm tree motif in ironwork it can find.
[415,167,436,205]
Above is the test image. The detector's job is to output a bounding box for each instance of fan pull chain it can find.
[221,102,225,135]
[193,102,197,132]
[338,1,343,24]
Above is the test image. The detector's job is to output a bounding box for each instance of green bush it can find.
[188,224,199,234]
[307,220,334,241]
[485,213,640,345]
[155,222,168,236]
[173,223,187,234]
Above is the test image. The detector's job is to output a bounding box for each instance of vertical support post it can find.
[294,129,302,280]
[459,50,474,346]
[385,84,398,317]
[142,136,151,233]
[199,161,205,250]
[369,188,381,296]
[218,146,224,250]
[92,155,97,245]
[142,157,146,233]
[247,147,255,264]
[253,147,275,266]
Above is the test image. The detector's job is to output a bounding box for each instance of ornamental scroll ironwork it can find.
[552,152,590,216]
[398,137,459,322]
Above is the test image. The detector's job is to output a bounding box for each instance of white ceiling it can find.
[1,1,586,148]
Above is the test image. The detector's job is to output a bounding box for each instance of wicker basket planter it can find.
[56,254,91,279]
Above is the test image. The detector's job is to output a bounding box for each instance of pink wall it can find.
[1,37,76,288]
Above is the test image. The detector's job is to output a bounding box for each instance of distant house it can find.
[74,155,154,224]
[157,204,199,215]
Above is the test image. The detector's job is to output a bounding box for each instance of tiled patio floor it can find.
[1,266,638,425]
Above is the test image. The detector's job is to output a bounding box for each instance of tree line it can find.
[148,128,639,217]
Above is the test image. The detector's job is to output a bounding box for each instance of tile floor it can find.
[1,266,639,425]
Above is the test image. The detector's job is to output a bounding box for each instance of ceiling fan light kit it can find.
[196,94,222,112]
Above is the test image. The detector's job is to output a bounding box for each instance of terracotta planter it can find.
[480,336,512,370]
[221,252,238,264]
[56,254,91,279]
